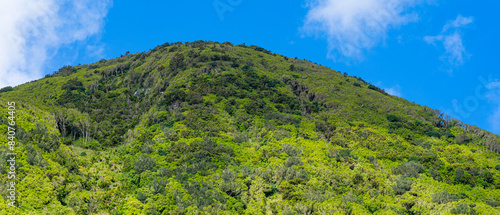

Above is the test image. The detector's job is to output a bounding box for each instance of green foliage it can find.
[26,144,47,167]
[393,161,425,178]
[456,132,471,144]
[279,178,307,201]
[426,130,441,138]
[134,154,156,174]
[273,129,291,141]
[392,176,413,195]
[281,144,301,157]
[432,190,457,204]
[1,41,500,214]
[387,114,399,122]
[450,203,477,215]
[61,78,84,92]
[233,132,248,143]
[0,86,13,93]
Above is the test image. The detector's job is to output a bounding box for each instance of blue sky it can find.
[1,0,499,134]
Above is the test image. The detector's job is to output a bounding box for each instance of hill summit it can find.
[1,41,500,214]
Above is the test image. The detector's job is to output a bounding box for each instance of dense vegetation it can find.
[1,41,500,214]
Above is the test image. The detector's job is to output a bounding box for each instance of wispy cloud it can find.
[424,15,473,71]
[301,0,424,61]
[0,0,112,88]
[385,84,402,97]
[486,80,500,133]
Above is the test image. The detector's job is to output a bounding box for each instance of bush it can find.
[408,156,419,162]
[284,156,303,167]
[426,130,441,138]
[432,190,457,204]
[443,132,455,138]
[393,176,413,195]
[274,129,291,141]
[233,132,248,143]
[368,84,378,90]
[429,168,442,181]
[137,192,147,203]
[450,203,477,215]
[61,78,84,92]
[134,154,156,174]
[393,161,425,178]
[282,144,301,157]
[26,144,47,167]
[387,114,399,122]
[142,145,154,154]
[0,86,13,93]
[162,128,178,141]
[414,139,431,149]
[456,133,471,144]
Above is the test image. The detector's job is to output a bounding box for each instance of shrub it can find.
[163,128,178,141]
[443,132,455,138]
[393,176,413,195]
[426,130,441,138]
[486,198,500,207]
[142,145,154,154]
[134,154,156,174]
[387,114,399,122]
[414,139,432,149]
[279,178,306,201]
[169,53,185,71]
[450,203,477,215]
[233,132,248,143]
[282,144,301,157]
[393,161,425,178]
[158,149,167,156]
[367,155,376,162]
[429,168,442,181]
[274,129,291,141]
[456,133,471,144]
[61,78,84,92]
[284,156,303,167]
[0,86,13,93]
[455,167,464,182]
[432,190,457,204]
[26,144,47,167]
[137,192,147,203]
[342,191,362,204]
[408,156,419,162]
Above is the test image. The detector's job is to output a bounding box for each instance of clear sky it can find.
[1,0,499,134]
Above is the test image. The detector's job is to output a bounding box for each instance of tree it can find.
[134,154,156,174]
[0,86,13,93]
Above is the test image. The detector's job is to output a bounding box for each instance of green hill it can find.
[1,41,500,214]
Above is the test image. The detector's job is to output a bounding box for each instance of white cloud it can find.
[443,15,473,32]
[0,0,112,88]
[301,0,423,61]
[424,15,473,69]
[385,84,402,97]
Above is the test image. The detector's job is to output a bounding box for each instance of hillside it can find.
[1,40,500,214]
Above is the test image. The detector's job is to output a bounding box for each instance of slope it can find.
[0,40,500,214]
